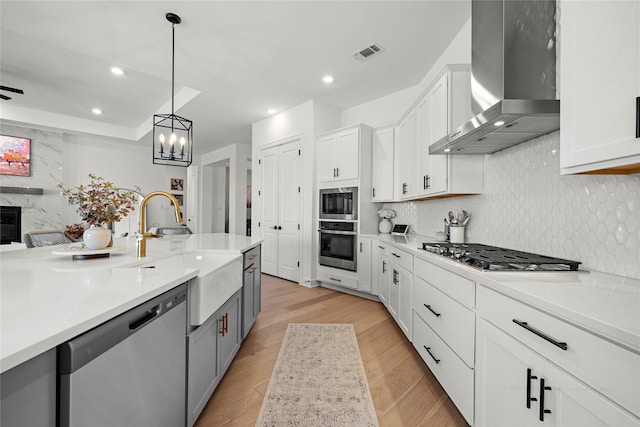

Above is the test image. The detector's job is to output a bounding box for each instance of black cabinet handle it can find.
[424,304,441,317]
[392,270,398,284]
[336,167,339,177]
[391,252,401,258]
[423,346,440,364]
[539,378,552,421]
[382,261,387,273]
[636,96,639,138]
[513,319,568,351]
[526,368,538,409]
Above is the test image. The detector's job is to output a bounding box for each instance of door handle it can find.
[539,378,552,421]
[382,260,387,273]
[526,368,538,409]
[423,346,440,364]
[360,242,363,252]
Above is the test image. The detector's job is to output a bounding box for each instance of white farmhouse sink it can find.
[139,253,242,326]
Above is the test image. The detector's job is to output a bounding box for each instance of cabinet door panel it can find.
[337,129,359,180]
[188,315,220,426]
[317,135,339,182]
[475,319,539,427]
[398,111,417,199]
[560,0,640,171]
[377,252,389,307]
[372,128,395,201]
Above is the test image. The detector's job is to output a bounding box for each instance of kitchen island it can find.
[0,233,262,427]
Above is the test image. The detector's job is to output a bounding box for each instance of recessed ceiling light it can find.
[267,108,276,114]
[494,120,505,127]
[110,66,124,76]
[92,108,103,115]
[323,75,334,84]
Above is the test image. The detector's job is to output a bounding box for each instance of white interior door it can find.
[259,146,279,276]
[186,166,198,233]
[276,141,300,282]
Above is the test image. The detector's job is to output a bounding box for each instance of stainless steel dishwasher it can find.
[58,284,187,427]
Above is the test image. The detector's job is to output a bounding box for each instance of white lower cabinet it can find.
[358,236,374,293]
[476,318,639,427]
[414,312,474,424]
[376,242,390,307]
[388,246,413,339]
[476,285,640,426]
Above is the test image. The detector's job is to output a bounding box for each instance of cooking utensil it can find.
[462,213,471,226]
[448,211,454,222]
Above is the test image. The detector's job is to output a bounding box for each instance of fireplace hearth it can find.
[0,206,22,244]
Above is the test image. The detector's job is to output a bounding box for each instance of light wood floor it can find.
[195,274,468,427]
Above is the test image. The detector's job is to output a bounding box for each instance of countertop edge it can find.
[378,233,640,354]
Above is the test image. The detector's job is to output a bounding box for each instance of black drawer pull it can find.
[513,319,568,351]
[391,253,401,258]
[424,304,441,317]
[526,368,538,409]
[423,346,440,364]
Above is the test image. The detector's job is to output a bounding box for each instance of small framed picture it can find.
[171,194,184,206]
[170,178,184,191]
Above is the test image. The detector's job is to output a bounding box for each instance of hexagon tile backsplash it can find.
[385,131,640,279]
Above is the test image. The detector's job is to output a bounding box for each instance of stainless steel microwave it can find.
[319,187,358,220]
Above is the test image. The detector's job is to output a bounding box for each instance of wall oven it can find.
[319,187,358,220]
[318,221,357,272]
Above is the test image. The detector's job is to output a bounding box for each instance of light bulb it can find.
[180,137,186,146]
[170,133,177,145]
[159,134,165,143]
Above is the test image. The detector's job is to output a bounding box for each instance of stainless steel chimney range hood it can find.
[430,0,560,155]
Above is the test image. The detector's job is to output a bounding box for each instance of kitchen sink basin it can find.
[137,253,242,326]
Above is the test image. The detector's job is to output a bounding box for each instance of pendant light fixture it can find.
[153,12,193,167]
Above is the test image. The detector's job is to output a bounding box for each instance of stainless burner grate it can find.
[422,243,581,271]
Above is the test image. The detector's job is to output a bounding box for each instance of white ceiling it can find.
[0,1,470,156]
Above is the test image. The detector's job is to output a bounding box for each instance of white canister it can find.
[450,226,465,244]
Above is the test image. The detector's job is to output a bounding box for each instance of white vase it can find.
[378,218,392,234]
[83,225,111,250]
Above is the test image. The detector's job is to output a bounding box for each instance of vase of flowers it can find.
[377,208,396,234]
[59,174,139,250]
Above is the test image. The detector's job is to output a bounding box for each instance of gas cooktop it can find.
[421,243,581,272]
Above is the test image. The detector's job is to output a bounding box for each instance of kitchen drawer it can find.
[413,312,474,425]
[243,246,260,269]
[413,276,475,367]
[414,257,474,309]
[376,242,389,256]
[477,284,640,417]
[388,246,413,271]
[317,267,358,290]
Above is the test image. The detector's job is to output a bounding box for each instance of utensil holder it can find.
[450,226,465,244]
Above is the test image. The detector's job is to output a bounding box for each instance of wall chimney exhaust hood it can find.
[430,0,560,155]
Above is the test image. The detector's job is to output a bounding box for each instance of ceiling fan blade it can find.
[0,85,24,95]
[0,94,11,101]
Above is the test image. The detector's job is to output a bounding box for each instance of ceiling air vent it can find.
[353,43,384,61]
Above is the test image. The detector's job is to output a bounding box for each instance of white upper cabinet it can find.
[416,75,449,196]
[394,65,483,201]
[317,126,360,183]
[372,127,395,202]
[397,110,417,199]
[560,0,640,174]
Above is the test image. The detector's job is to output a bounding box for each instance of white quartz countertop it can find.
[378,234,640,353]
[0,233,262,373]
